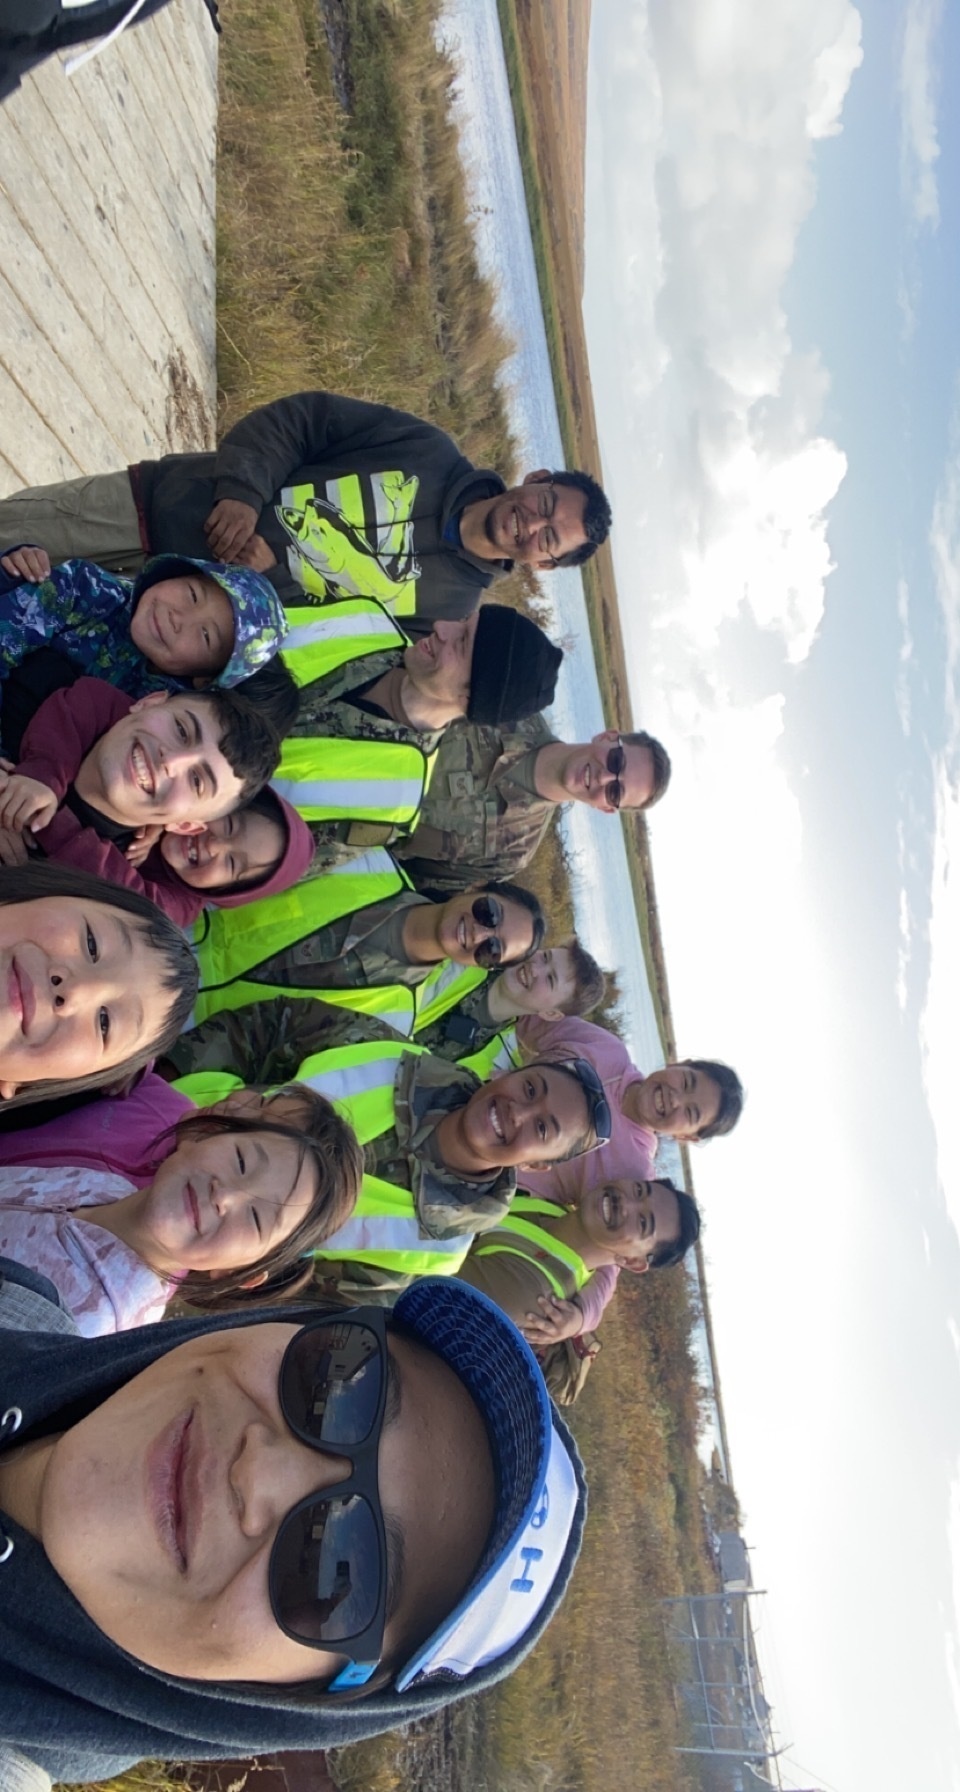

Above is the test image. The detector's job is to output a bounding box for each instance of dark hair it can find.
[647,1177,702,1270]
[620,730,672,809]
[682,1058,745,1140]
[555,937,605,1016]
[0,863,197,1112]
[234,654,301,736]
[549,469,612,567]
[471,879,546,963]
[167,1083,363,1308]
[199,688,281,801]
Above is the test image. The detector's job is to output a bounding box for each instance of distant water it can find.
[437,0,672,1095]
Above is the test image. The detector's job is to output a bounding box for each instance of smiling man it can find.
[0,388,611,628]
[0,1267,586,1790]
[396,716,672,893]
[0,677,279,883]
[165,999,611,1300]
[273,593,561,873]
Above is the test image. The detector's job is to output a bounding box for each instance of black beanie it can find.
[467,604,563,726]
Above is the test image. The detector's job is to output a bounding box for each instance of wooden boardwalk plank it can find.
[0,0,217,498]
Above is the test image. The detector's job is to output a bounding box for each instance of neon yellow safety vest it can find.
[190,850,413,1032]
[460,1026,523,1080]
[174,1042,473,1279]
[189,849,489,1036]
[411,959,488,1033]
[275,598,437,829]
[466,1194,589,1299]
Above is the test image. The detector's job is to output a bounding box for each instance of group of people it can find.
[0,387,745,1791]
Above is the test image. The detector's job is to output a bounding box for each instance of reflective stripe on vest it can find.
[412,960,489,1033]
[312,1174,471,1276]
[277,596,437,828]
[272,735,435,827]
[293,1039,425,1143]
[190,850,411,1024]
[460,1027,522,1080]
[469,1195,589,1297]
[281,598,407,689]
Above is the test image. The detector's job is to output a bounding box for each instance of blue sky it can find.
[582,2,960,1788]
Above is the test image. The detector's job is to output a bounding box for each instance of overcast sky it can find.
[583,2,960,1788]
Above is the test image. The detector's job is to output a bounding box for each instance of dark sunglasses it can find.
[269,1309,391,1686]
[604,739,627,810]
[471,894,508,968]
[567,1056,612,1148]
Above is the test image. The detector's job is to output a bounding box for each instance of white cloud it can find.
[586,0,861,679]
[899,0,945,232]
[930,408,960,754]
[897,576,914,736]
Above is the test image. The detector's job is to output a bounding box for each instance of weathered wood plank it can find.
[0,258,131,467]
[0,0,217,497]
[0,362,87,486]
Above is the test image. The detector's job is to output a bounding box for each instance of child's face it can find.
[131,574,236,678]
[133,1119,319,1279]
[88,693,245,830]
[159,807,286,891]
[0,895,176,1098]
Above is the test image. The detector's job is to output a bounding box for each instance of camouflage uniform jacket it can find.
[292,648,447,868]
[413,979,502,1060]
[235,888,431,991]
[165,993,516,1247]
[395,711,558,891]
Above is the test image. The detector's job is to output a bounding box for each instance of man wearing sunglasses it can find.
[166,1005,612,1298]
[0,1263,586,1791]
[397,717,672,894]
[190,843,545,1041]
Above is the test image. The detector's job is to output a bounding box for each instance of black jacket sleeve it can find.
[213,391,453,511]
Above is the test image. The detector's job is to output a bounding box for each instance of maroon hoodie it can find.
[12,677,313,925]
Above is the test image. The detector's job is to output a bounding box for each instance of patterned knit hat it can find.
[133,556,288,687]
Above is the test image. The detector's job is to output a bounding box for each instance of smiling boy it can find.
[0,678,280,889]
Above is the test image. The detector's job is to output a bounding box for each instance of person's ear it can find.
[0,1078,18,1100]
[166,819,206,836]
[618,1256,650,1275]
[240,1270,269,1290]
[522,469,552,485]
[540,1005,564,1023]
[592,727,619,747]
[128,691,169,714]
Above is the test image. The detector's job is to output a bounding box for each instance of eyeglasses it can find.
[471,895,512,968]
[535,481,560,568]
[604,738,627,810]
[567,1056,612,1148]
[269,1310,391,1685]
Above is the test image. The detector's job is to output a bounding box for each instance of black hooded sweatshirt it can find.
[0,1262,585,1786]
[133,391,511,632]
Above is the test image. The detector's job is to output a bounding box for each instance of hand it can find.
[519,1294,583,1347]
[125,823,164,867]
[1,545,52,581]
[204,498,259,560]
[0,825,30,866]
[235,531,278,573]
[0,774,58,833]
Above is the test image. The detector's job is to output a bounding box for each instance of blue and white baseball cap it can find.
[389,1277,587,1690]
